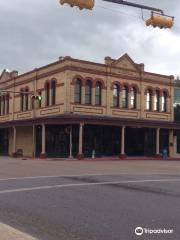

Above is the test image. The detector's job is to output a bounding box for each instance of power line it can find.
[96,4,180,31]
[96,4,142,19]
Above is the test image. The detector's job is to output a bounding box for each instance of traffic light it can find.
[146,13,174,29]
[59,0,95,10]
[31,94,42,109]
[31,95,41,101]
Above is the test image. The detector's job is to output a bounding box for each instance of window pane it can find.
[21,94,24,111]
[146,90,152,111]
[25,94,29,111]
[3,96,5,115]
[46,83,50,106]
[154,91,159,111]
[122,86,128,108]
[85,80,92,104]
[51,81,56,105]
[75,79,81,103]
[95,82,101,105]
[161,92,167,112]
[6,95,9,114]
[0,97,1,115]
[113,85,119,107]
[130,88,136,109]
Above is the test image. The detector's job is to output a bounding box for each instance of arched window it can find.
[20,89,24,112]
[6,94,9,114]
[2,95,5,115]
[161,91,167,112]
[45,82,50,107]
[85,80,92,104]
[113,84,119,107]
[0,97,1,115]
[51,80,56,106]
[130,87,136,109]
[95,81,102,105]
[146,89,152,111]
[74,79,82,104]
[25,88,29,111]
[122,86,128,108]
[154,90,160,111]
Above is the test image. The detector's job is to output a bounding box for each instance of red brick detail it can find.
[40,153,47,159]
[119,154,126,160]
[76,154,84,160]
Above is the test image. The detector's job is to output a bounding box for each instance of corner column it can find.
[156,128,160,157]
[69,125,73,159]
[40,123,46,158]
[120,126,126,159]
[32,125,36,158]
[77,123,84,159]
[12,126,17,157]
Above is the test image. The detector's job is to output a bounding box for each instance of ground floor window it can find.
[35,124,170,158]
[0,129,8,155]
[35,125,79,158]
[125,127,156,156]
[176,131,180,154]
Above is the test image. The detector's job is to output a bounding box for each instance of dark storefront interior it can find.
[83,125,120,157]
[35,124,170,158]
[0,128,9,155]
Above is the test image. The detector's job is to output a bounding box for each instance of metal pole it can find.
[69,125,73,159]
[102,0,164,14]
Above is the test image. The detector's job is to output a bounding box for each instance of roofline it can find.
[0,55,173,84]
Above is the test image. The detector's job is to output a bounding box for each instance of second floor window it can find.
[0,97,1,115]
[51,80,56,106]
[130,87,136,109]
[85,80,92,104]
[113,84,119,107]
[154,90,160,111]
[6,94,9,114]
[122,86,128,108]
[20,88,29,112]
[74,79,82,104]
[45,82,50,107]
[161,92,167,112]
[95,82,102,105]
[25,88,29,111]
[21,91,24,112]
[2,95,5,115]
[146,90,152,111]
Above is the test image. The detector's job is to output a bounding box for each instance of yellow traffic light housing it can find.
[146,13,174,29]
[60,0,94,10]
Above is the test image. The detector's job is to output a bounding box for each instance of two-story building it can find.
[0,53,179,159]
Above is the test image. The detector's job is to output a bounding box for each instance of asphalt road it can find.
[0,158,180,240]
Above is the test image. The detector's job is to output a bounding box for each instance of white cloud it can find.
[0,0,179,76]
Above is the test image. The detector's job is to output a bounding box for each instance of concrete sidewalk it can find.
[0,223,38,240]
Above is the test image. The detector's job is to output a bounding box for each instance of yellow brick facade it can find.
[0,53,178,158]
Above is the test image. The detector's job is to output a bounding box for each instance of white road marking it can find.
[0,178,180,195]
[0,172,178,182]
[0,222,38,240]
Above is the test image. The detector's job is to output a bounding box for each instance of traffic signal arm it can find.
[102,0,164,14]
